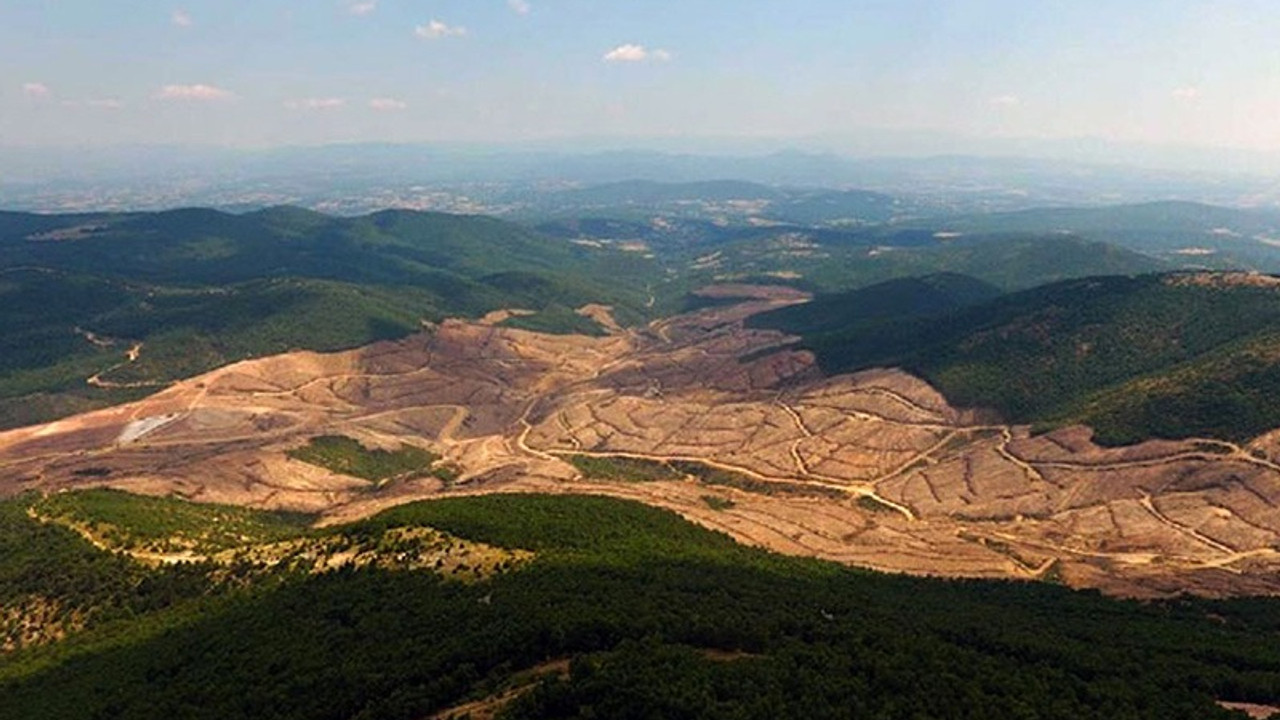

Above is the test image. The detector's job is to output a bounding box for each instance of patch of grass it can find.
[701,495,736,511]
[431,463,463,486]
[670,460,846,500]
[565,454,683,483]
[287,435,445,483]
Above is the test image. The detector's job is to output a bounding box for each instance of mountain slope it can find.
[2,490,1278,719]
[0,208,659,430]
[748,272,1002,337]
[757,271,1280,443]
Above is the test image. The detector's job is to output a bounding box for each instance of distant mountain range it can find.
[6,144,1280,214]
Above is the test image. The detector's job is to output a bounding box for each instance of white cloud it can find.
[369,97,407,111]
[21,82,50,97]
[155,84,234,101]
[349,1,376,16]
[87,98,124,109]
[415,20,466,40]
[603,44,671,63]
[990,94,1021,107]
[508,0,531,15]
[285,97,346,110]
[172,9,192,27]
[1172,86,1200,101]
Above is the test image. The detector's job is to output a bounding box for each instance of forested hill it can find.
[750,272,1002,337]
[0,207,659,430]
[754,271,1280,444]
[0,206,649,288]
[913,201,1280,270]
[3,490,1280,719]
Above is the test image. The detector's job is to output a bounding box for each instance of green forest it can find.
[0,208,659,430]
[755,272,1280,443]
[3,489,1280,719]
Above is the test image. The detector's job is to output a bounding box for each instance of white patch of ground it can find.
[117,413,182,444]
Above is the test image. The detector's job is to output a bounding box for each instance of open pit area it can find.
[4,284,1280,597]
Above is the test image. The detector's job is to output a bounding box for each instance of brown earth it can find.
[5,283,1280,597]
[1218,702,1280,719]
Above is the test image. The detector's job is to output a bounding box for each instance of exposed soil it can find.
[6,285,1280,597]
[1218,701,1280,719]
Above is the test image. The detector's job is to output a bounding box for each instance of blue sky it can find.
[3,1,1279,152]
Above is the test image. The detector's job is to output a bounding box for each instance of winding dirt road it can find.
[7,287,1280,596]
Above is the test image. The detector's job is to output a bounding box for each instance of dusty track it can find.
[6,286,1280,597]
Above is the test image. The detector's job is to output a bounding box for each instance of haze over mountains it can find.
[8,144,1280,216]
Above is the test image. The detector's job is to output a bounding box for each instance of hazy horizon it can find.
[5,1,1280,173]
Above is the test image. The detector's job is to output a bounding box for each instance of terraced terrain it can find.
[5,285,1280,597]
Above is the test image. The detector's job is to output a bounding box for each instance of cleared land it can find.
[6,285,1280,596]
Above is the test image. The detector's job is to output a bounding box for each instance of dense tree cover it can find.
[759,272,1280,443]
[0,208,657,429]
[1070,331,1280,444]
[0,497,222,660]
[3,492,1280,719]
[749,272,1001,337]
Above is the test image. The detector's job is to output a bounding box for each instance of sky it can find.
[3,1,1280,154]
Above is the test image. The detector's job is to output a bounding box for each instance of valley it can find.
[17,5,1280,715]
[7,283,1280,598]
